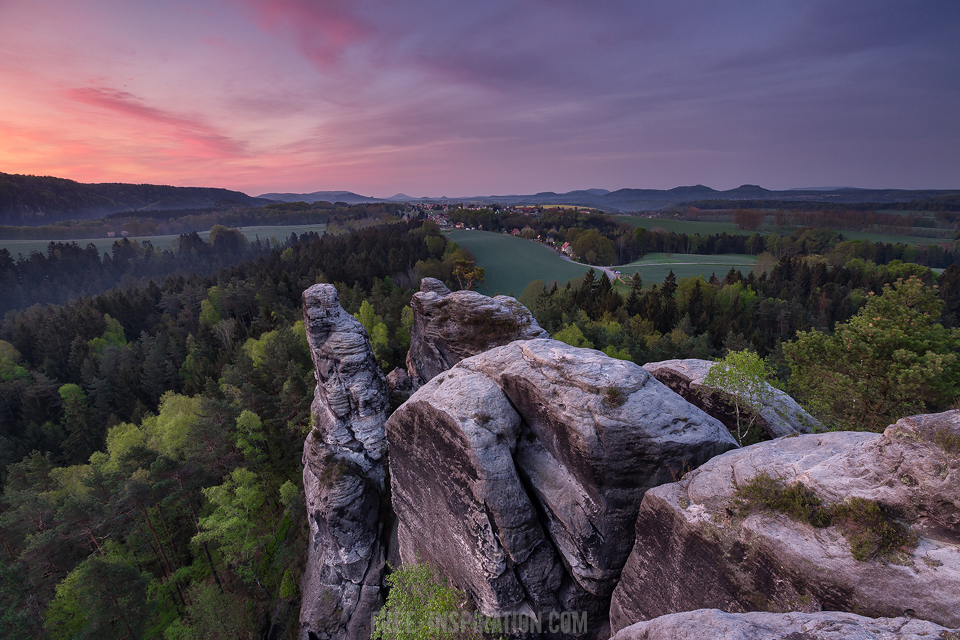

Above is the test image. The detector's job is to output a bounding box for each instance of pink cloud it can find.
[241,0,371,68]
[65,86,245,158]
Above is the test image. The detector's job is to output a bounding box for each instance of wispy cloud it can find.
[66,87,245,158]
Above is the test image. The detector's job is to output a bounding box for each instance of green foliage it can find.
[195,467,271,584]
[235,410,266,463]
[833,497,918,562]
[45,553,153,640]
[603,385,628,407]
[736,472,918,562]
[934,427,960,454]
[554,323,594,349]
[372,561,473,640]
[785,276,960,431]
[701,350,778,446]
[735,471,831,527]
[0,339,30,382]
[87,314,127,356]
[163,583,254,640]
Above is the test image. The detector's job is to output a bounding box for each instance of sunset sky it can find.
[1,0,958,197]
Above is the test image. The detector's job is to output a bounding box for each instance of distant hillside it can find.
[0,172,273,225]
[257,190,379,205]
[264,185,960,212]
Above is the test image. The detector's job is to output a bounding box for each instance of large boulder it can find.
[387,339,738,635]
[609,410,960,633]
[611,609,960,640]
[642,359,819,439]
[299,284,391,640]
[405,278,548,387]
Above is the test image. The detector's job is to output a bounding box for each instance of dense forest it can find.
[1,209,958,638]
[0,219,483,638]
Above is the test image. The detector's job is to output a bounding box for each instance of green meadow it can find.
[613,214,947,245]
[446,231,758,296]
[0,223,327,258]
[445,230,592,296]
[611,253,757,289]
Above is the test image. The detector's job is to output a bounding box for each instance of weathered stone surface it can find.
[387,338,737,631]
[642,358,819,439]
[611,609,960,640]
[610,411,960,633]
[385,367,413,408]
[299,284,390,640]
[405,277,548,387]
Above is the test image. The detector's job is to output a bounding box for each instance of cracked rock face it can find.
[386,339,737,636]
[405,277,549,387]
[609,410,960,634]
[299,284,390,640]
[610,609,960,640]
[642,359,819,439]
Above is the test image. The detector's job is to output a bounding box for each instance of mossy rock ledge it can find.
[609,410,960,633]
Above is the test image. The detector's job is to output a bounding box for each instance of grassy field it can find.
[446,230,592,296]
[612,214,948,245]
[611,253,757,289]
[447,231,758,296]
[0,223,327,257]
[613,216,761,236]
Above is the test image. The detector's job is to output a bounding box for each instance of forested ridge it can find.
[1,214,958,638]
[0,172,269,225]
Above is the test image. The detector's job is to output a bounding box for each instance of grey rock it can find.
[299,284,391,640]
[611,609,960,640]
[385,367,413,407]
[643,358,820,439]
[609,411,960,633]
[387,338,737,632]
[405,277,548,387]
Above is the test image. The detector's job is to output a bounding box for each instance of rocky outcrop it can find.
[387,339,738,635]
[610,609,960,640]
[385,367,413,408]
[299,284,390,640]
[405,278,548,387]
[642,359,819,438]
[609,410,960,633]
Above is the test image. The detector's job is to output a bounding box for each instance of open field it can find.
[0,223,327,257]
[613,216,762,236]
[446,230,592,296]
[613,214,948,245]
[611,253,757,289]
[447,231,758,296]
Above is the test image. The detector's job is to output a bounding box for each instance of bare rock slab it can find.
[643,358,819,439]
[405,277,548,387]
[611,609,960,640]
[609,411,960,634]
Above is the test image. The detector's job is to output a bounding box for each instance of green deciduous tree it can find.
[784,276,960,431]
[701,350,779,446]
[372,561,475,640]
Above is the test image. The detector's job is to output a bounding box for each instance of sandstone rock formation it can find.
[405,277,548,387]
[385,367,413,407]
[610,410,960,633]
[642,359,819,438]
[387,339,738,635]
[610,609,960,640]
[299,284,391,640]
